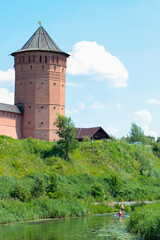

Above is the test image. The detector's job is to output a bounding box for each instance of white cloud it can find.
[78,102,86,109]
[148,98,160,105]
[0,88,14,104]
[90,100,107,110]
[135,110,152,124]
[66,108,78,115]
[135,109,157,138]
[67,41,128,88]
[0,69,15,83]
[66,82,82,88]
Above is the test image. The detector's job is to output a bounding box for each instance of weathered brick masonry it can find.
[0,26,69,141]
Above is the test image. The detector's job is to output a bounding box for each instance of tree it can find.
[127,123,154,145]
[157,137,160,143]
[127,123,145,144]
[55,114,78,160]
[107,173,122,197]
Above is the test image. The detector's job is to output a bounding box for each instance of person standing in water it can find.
[118,210,122,217]
[121,204,124,215]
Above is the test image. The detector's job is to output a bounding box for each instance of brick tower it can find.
[11,25,69,141]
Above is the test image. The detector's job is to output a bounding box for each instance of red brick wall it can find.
[14,51,67,141]
[0,111,22,139]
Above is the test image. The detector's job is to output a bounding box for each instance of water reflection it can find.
[0,214,139,240]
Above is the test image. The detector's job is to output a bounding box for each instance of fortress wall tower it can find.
[11,26,69,141]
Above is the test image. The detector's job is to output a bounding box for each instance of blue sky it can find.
[0,0,160,138]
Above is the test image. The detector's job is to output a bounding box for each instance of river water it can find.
[0,214,139,240]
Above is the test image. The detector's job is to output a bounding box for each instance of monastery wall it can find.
[0,111,22,139]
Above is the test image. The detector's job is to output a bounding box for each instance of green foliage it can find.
[55,114,78,160]
[1,135,160,223]
[89,203,114,214]
[106,173,122,197]
[127,202,160,240]
[0,198,88,224]
[46,173,62,199]
[82,136,92,142]
[127,123,145,143]
[127,122,154,145]
[10,182,31,202]
[29,173,46,198]
[91,182,105,198]
[152,142,160,158]
[114,203,131,213]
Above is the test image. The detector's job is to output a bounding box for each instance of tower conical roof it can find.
[11,26,69,56]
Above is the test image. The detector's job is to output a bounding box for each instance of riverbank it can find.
[0,199,118,224]
[0,198,146,225]
[1,136,160,224]
[127,201,160,240]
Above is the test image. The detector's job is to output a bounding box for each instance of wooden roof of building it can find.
[76,127,110,140]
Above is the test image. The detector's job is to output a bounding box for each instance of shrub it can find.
[127,202,160,240]
[10,183,31,202]
[107,173,122,197]
[29,173,47,198]
[91,182,105,198]
[89,203,114,214]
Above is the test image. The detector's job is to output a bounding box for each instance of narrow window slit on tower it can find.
[42,65,44,70]
[41,106,43,108]
[45,56,47,63]
[29,56,30,63]
[40,55,41,63]
[30,65,32,70]
[33,56,35,62]
[41,122,43,124]
[28,121,30,124]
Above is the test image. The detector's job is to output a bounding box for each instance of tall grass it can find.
[0,198,88,224]
[1,136,160,223]
[127,202,160,240]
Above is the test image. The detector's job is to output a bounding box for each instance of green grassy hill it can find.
[1,135,160,201]
[0,135,160,223]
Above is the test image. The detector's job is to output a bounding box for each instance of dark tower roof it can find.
[11,26,69,57]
